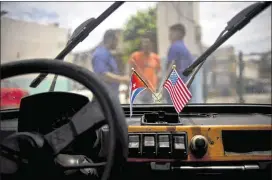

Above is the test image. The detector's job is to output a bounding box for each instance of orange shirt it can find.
[129,51,160,91]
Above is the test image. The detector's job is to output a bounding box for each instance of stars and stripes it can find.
[163,69,192,113]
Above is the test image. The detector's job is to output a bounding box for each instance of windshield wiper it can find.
[184,1,271,88]
[29,1,124,89]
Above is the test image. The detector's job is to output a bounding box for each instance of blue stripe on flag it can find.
[131,87,146,104]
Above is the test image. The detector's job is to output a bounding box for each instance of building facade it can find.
[156,2,203,103]
[1,17,73,94]
[1,17,71,62]
[203,46,237,100]
[156,2,202,58]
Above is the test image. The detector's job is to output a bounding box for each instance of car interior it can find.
[0,1,271,180]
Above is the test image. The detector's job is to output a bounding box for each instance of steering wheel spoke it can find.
[44,101,106,155]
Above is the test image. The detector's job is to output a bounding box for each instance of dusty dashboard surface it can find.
[108,110,272,163]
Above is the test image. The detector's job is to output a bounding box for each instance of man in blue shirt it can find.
[92,29,129,100]
[165,23,194,103]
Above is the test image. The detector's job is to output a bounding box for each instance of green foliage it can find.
[122,7,157,63]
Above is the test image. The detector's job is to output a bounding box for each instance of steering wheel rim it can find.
[0,59,128,180]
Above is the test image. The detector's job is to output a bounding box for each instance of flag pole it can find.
[131,68,159,100]
[158,64,176,95]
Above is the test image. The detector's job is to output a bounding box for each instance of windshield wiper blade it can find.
[183,1,271,83]
[29,1,124,88]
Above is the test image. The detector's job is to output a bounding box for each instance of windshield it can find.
[1,2,271,110]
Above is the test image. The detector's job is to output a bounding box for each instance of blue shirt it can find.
[91,46,120,97]
[167,40,194,82]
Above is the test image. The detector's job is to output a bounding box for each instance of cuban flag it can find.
[130,71,146,117]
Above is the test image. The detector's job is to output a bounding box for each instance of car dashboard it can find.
[0,92,271,179]
[117,109,271,168]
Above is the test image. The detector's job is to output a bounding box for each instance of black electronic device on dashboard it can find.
[140,111,181,126]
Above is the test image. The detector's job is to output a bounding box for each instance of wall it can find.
[203,46,237,98]
[1,17,70,62]
[243,62,259,79]
[1,17,72,92]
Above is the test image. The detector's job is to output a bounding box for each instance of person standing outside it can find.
[92,29,130,100]
[165,23,194,103]
[128,33,161,103]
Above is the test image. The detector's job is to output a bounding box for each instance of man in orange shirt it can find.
[128,34,161,103]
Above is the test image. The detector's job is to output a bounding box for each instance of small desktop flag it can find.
[163,68,192,113]
[129,70,147,117]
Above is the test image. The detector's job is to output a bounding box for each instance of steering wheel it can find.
[0,59,128,180]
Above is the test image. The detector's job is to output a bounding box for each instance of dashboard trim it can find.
[128,125,272,162]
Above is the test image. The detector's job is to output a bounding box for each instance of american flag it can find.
[163,69,192,113]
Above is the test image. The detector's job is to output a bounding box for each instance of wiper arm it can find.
[29,1,124,88]
[184,1,271,88]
